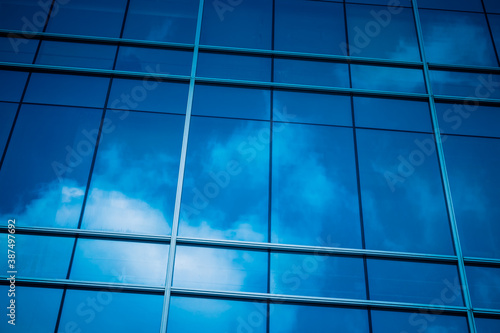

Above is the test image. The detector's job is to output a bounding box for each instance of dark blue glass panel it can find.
[351,65,426,93]
[24,73,110,107]
[0,0,49,31]
[418,0,483,11]
[0,286,63,333]
[0,70,28,102]
[272,124,362,248]
[368,259,464,306]
[173,246,268,292]
[0,104,101,228]
[354,97,432,132]
[197,52,271,82]
[356,129,454,254]
[201,0,271,49]
[476,317,500,332]
[431,70,500,100]
[466,265,500,310]
[488,14,500,55]
[70,239,169,286]
[192,84,271,120]
[271,253,366,299]
[46,0,127,38]
[346,0,411,5]
[420,10,498,67]
[347,5,420,61]
[0,234,73,278]
[485,0,500,14]
[371,310,469,333]
[81,112,184,235]
[179,117,269,242]
[168,297,266,333]
[275,0,345,55]
[0,102,17,157]
[443,136,500,259]
[0,36,38,63]
[274,58,349,88]
[115,46,192,76]
[270,303,369,333]
[36,41,117,69]
[437,103,500,138]
[59,290,163,332]
[108,78,189,114]
[123,0,199,43]
[273,90,352,126]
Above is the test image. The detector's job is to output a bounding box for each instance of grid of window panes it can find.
[0,0,499,332]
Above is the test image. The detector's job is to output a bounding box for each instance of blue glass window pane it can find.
[0,36,38,63]
[351,65,426,93]
[418,0,483,11]
[179,117,269,242]
[0,0,49,31]
[466,265,500,310]
[271,253,366,299]
[108,78,189,114]
[354,97,432,132]
[0,70,28,102]
[0,234,73,279]
[371,310,469,333]
[0,105,102,228]
[273,90,352,126]
[0,286,63,333]
[59,290,163,332]
[193,84,270,120]
[36,41,117,69]
[368,259,464,306]
[274,58,349,88]
[357,129,454,254]
[168,297,266,333]
[347,5,420,61]
[437,103,500,138]
[115,46,192,76]
[123,0,199,43]
[431,70,500,99]
[81,112,184,235]
[275,0,345,55]
[443,136,500,259]
[270,303,369,333]
[420,10,498,67]
[488,14,500,55]
[24,73,110,107]
[70,239,169,286]
[485,0,500,14]
[476,317,500,332]
[0,102,17,157]
[45,0,127,38]
[346,0,411,5]
[197,52,271,82]
[173,245,268,293]
[272,124,361,248]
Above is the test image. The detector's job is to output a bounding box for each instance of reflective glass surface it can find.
[173,246,268,292]
[0,70,29,102]
[0,102,17,157]
[351,65,426,93]
[179,117,269,242]
[197,52,271,82]
[430,70,500,99]
[466,265,500,310]
[123,0,199,43]
[371,310,469,333]
[0,0,49,31]
[437,103,500,138]
[443,136,500,259]
[489,14,500,53]
[420,9,498,67]
[418,0,483,12]
[476,317,500,332]
[345,0,411,5]
[0,36,38,63]
[0,104,102,228]
[272,124,362,248]
[484,0,500,14]
[271,252,366,299]
[347,4,420,61]
[368,259,463,305]
[274,58,349,88]
[81,111,184,235]
[275,0,345,55]
[357,129,454,254]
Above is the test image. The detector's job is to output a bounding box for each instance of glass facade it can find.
[0,0,499,332]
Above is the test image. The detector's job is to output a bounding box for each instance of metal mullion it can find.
[411,1,477,332]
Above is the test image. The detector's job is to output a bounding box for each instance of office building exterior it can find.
[0,0,500,332]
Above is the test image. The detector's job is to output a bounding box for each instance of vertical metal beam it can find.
[411,1,476,332]
[159,0,205,332]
